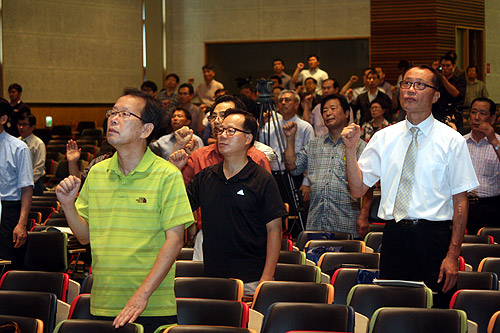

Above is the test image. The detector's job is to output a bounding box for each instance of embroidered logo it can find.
[236,189,245,196]
[136,197,147,203]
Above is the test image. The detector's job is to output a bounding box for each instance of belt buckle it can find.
[468,197,479,204]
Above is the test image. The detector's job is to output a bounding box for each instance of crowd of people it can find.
[0,50,498,332]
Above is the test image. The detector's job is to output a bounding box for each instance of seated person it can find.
[150,108,203,160]
[361,97,391,142]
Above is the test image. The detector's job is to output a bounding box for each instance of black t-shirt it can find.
[187,157,288,282]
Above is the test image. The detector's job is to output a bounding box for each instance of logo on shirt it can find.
[136,197,147,203]
[236,189,245,196]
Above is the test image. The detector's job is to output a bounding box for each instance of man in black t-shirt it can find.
[170,108,287,294]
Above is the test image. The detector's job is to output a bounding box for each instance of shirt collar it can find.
[0,130,5,142]
[107,147,156,176]
[212,157,257,182]
[283,115,298,124]
[404,113,434,137]
[465,132,489,145]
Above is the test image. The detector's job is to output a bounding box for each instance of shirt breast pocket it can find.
[417,162,446,189]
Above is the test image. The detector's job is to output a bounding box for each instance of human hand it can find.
[199,104,208,114]
[174,126,194,149]
[341,123,361,149]
[356,217,370,238]
[66,139,81,163]
[296,62,305,70]
[184,137,199,155]
[302,94,313,109]
[350,75,359,83]
[347,89,354,100]
[478,122,497,143]
[438,255,458,293]
[299,185,310,202]
[13,224,27,248]
[282,121,298,138]
[169,149,189,170]
[188,77,195,85]
[113,293,148,329]
[55,176,82,207]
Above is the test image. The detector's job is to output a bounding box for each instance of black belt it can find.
[468,195,500,205]
[386,219,452,227]
[0,200,21,208]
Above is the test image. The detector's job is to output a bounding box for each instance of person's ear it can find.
[141,123,154,139]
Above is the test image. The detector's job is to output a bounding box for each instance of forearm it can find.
[68,160,82,179]
[284,138,297,171]
[19,186,33,227]
[345,148,367,198]
[291,68,301,84]
[447,192,468,260]
[340,80,355,96]
[442,77,460,98]
[260,219,282,282]
[133,225,184,301]
[60,202,90,244]
[302,104,312,123]
[359,187,374,220]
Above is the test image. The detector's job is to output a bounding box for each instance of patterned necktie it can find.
[393,127,420,222]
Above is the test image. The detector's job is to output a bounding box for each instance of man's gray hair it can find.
[278,89,301,104]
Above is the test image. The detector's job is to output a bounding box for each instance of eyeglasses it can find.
[106,109,145,122]
[214,126,250,136]
[207,112,225,121]
[279,97,293,103]
[400,80,438,91]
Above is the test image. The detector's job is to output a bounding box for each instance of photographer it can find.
[432,55,467,131]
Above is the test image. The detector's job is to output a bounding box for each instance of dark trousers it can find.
[92,315,177,333]
[380,220,454,308]
[33,177,46,196]
[466,196,500,235]
[0,201,26,269]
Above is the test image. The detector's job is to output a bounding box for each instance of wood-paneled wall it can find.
[371,0,484,84]
[30,104,112,131]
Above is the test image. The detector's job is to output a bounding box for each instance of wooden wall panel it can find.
[371,0,484,85]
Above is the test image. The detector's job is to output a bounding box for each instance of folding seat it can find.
[479,257,500,280]
[318,252,380,278]
[45,218,69,227]
[346,284,433,332]
[488,310,500,333]
[463,234,494,244]
[54,319,142,333]
[368,223,385,232]
[479,228,500,243]
[369,307,467,333]
[29,211,42,225]
[46,144,67,154]
[176,298,249,328]
[47,139,69,146]
[450,289,500,333]
[177,248,194,260]
[304,240,366,253]
[76,121,96,136]
[68,294,91,319]
[0,290,57,333]
[24,232,68,272]
[330,268,380,305]
[0,314,43,333]
[34,128,53,145]
[460,244,500,270]
[30,205,55,222]
[76,139,99,147]
[51,125,72,139]
[281,238,293,251]
[364,232,383,253]
[80,274,93,294]
[175,260,204,277]
[81,128,103,142]
[457,271,499,290]
[274,263,322,283]
[251,281,334,316]
[80,144,99,156]
[174,277,244,301]
[163,326,256,332]
[260,302,355,333]
[278,250,306,265]
[46,151,65,162]
[295,231,352,251]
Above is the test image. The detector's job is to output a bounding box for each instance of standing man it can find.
[177,83,201,134]
[17,114,46,196]
[292,55,329,95]
[6,83,30,137]
[171,109,286,294]
[193,64,224,107]
[464,97,500,234]
[303,78,340,136]
[351,70,392,126]
[464,65,489,107]
[271,59,295,90]
[0,98,33,269]
[157,73,180,112]
[56,88,193,332]
[341,65,478,307]
[284,94,372,237]
[375,66,393,100]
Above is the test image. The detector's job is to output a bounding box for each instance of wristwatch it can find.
[494,143,500,151]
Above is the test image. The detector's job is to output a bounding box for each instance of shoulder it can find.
[296,117,313,130]
[431,119,466,143]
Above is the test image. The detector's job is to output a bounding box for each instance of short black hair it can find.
[322,78,340,90]
[444,50,458,62]
[273,58,285,66]
[223,108,258,147]
[402,64,441,90]
[165,73,180,83]
[122,87,162,144]
[308,54,319,61]
[370,97,390,112]
[304,77,317,84]
[179,83,194,95]
[8,83,22,92]
[466,65,478,73]
[440,54,456,65]
[363,67,375,76]
[375,66,385,74]
[0,98,13,120]
[269,75,283,85]
[209,95,246,117]
[397,60,411,71]
[236,95,260,121]
[320,94,350,114]
[202,64,215,71]
[141,80,158,92]
[367,70,380,79]
[19,113,36,127]
[174,107,192,121]
[471,97,497,116]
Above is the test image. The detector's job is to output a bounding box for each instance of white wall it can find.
[485,0,500,102]
[2,0,143,103]
[165,0,370,85]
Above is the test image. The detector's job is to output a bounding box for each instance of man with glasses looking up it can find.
[56,88,194,332]
[171,109,286,295]
[341,65,478,308]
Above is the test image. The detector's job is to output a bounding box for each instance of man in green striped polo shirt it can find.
[56,88,193,332]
